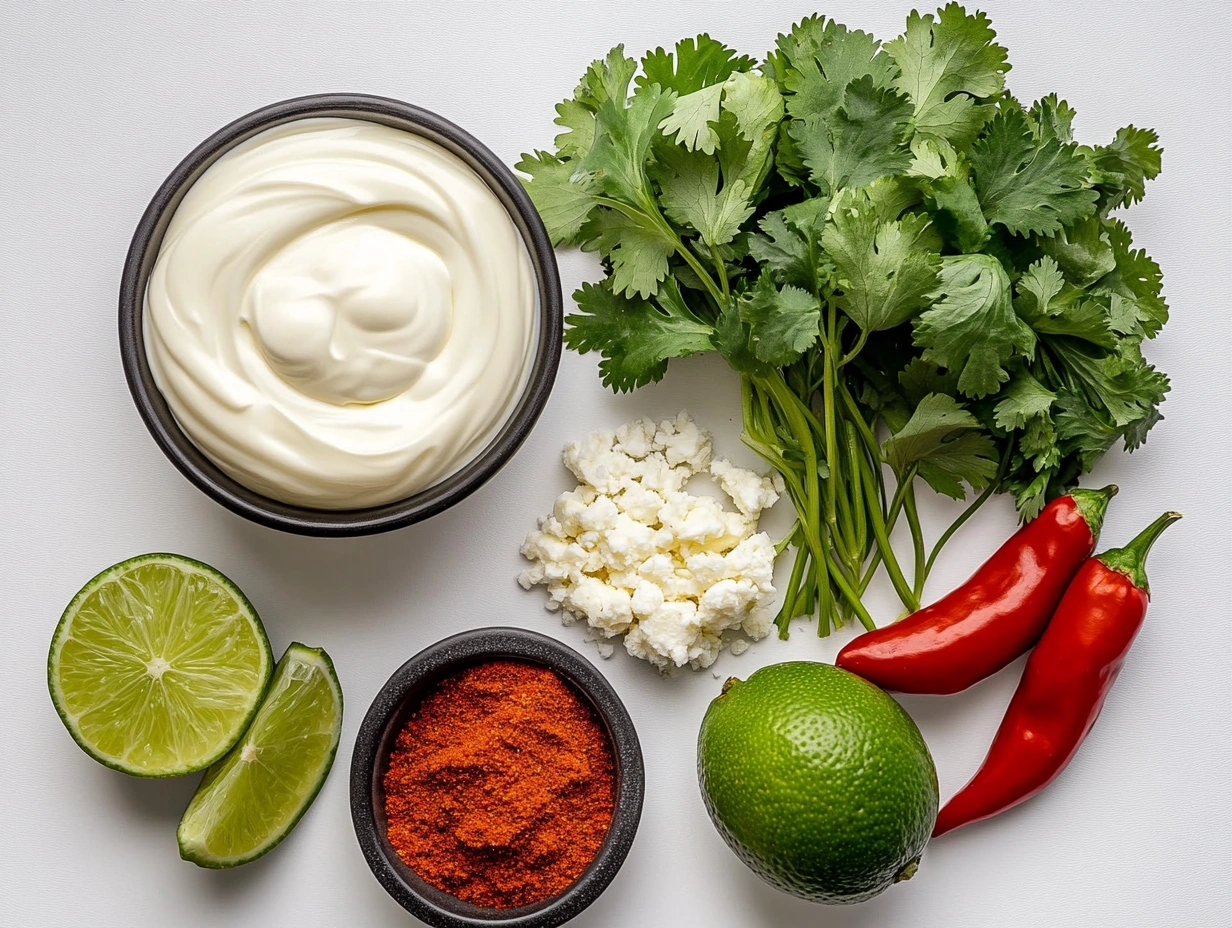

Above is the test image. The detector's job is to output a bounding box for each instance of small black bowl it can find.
[118,93,562,536]
[350,628,644,928]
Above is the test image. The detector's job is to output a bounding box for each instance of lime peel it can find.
[177,642,343,869]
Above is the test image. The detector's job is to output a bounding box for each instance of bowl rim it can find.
[349,627,645,928]
[118,92,562,536]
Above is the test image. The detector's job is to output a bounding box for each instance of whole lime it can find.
[697,661,937,904]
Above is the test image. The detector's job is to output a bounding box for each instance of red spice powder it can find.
[382,659,616,909]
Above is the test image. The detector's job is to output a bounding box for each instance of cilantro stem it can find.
[774,522,800,557]
[904,483,927,601]
[859,469,913,592]
[838,330,868,368]
[823,545,875,631]
[841,419,869,568]
[922,437,1016,581]
[709,242,731,301]
[821,300,842,549]
[758,370,872,630]
[846,421,869,560]
[859,457,920,612]
[761,372,824,557]
[837,379,890,511]
[775,541,810,638]
[816,559,834,633]
[837,381,879,460]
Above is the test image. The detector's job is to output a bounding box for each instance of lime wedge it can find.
[48,553,273,778]
[177,643,343,868]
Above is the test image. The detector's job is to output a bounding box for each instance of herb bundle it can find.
[518,4,1168,635]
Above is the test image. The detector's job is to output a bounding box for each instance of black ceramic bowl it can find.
[351,628,644,928]
[118,93,562,536]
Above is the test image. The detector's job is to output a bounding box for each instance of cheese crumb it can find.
[519,412,783,670]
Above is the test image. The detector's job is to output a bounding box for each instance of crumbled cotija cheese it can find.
[518,412,783,670]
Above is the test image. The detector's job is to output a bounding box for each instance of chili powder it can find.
[382,659,616,909]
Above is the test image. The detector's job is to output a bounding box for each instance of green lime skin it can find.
[178,643,343,868]
[697,661,938,904]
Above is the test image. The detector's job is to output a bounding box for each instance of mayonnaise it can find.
[144,118,537,509]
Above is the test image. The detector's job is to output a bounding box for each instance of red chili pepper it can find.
[836,487,1117,695]
[932,511,1181,838]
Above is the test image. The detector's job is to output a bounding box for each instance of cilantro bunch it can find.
[518,4,1168,636]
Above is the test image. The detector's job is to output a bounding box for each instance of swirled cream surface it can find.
[144,118,537,509]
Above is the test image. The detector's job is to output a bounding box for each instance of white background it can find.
[2,2,1230,926]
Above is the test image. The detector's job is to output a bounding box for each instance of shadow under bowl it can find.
[118,93,562,536]
[350,627,644,928]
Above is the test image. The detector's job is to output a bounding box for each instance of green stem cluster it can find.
[685,228,1001,636]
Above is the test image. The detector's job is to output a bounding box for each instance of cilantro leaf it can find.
[659,84,725,154]
[564,279,714,392]
[914,254,1036,398]
[741,272,822,365]
[860,175,925,222]
[775,16,898,123]
[712,73,785,191]
[915,432,1001,498]
[748,197,831,292]
[1006,468,1053,521]
[658,147,754,247]
[722,72,786,142]
[579,209,676,299]
[542,46,637,190]
[574,46,638,109]
[712,299,770,376]
[1093,218,1168,338]
[898,357,960,406]
[1016,255,1069,315]
[886,3,1010,146]
[553,98,596,159]
[1026,94,1076,144]
[824,190,941,332]
[993,372,1056,430]
[642,38,756,154]
[904,137,988,251]
[582,82,676,206]
[639,34,754,95]
[1052,388,1120,463]
[515,151,597,246]
[1020,410,1061,472]
[1046,338,1169,429]
[1014,256,1116,349]
[883,392,998,498]
[1035,215,1116,286]
[749,211,811,288]
[772,15,899,186]
[1120,402,1165,452]
[791,75,913,195]
[924,173,989,253]
[969,109,1099,236]
[1034,296,1117,349]
[1086,125,1162,213]
[906,136,960,180]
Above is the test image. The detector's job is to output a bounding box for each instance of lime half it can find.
[48,553,273,778]
[178,643,343,868]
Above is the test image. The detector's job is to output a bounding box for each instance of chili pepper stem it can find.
[1098,511,1181,595]
[1069,484,1119,539]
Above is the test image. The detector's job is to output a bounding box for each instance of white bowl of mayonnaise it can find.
[120,94,562,535]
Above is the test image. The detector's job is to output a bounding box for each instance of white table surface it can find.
[3,2,1230,926]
